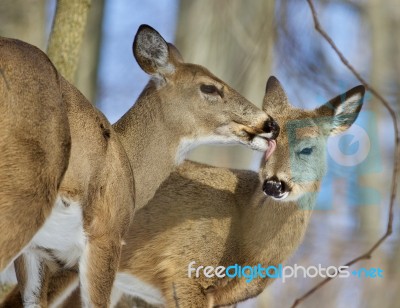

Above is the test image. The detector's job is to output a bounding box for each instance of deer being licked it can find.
[107,77,365,307]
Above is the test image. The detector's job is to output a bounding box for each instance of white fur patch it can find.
[175,135,237,164]
[258,132,275,140]
[270,191,289,201]
[31,196,86,268]
[79,244,91,308]
[9,196,87,306]
[0,196,85,289]
[249,136,269,152]
[113,273,164,307]
[110,287,123,307]
[176,133,271,164]
[22,252,42,306]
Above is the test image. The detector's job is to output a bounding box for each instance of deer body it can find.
[107,77,365,307]
[114,160,313,306]
[21,77,363,307]
[2,46,135,307]
[0,25,278,307]
[0,37,72,273]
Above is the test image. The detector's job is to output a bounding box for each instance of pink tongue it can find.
[264,140,276,160]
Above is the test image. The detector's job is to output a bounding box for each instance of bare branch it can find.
[291,0,400,307]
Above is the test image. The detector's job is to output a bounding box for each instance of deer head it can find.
[131,25,279,163]
[260,76,365,203]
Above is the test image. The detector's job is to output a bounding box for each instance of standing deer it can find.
[38,76,364,307]
[0,25,279,307]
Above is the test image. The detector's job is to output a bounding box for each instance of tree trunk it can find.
[356,0,387,238]
[357,1,393,306]
[75,0,105,103]
[47,0,91,83]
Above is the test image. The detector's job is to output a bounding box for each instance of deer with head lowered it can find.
[32,76,364,307]
[0,25,279,307]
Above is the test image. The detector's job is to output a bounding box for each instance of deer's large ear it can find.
[133,25,179,77]
[316,85,365,136]
[262,76,290,113]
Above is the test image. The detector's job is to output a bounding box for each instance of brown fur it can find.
[0,37,71,271]
[114,79,364,307]
[15,78,364,307]
[0,25,278,307]
[1,36,135,307]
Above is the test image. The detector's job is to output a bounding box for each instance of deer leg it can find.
[13,253,50,308]
[77,160,133,308]
[79,234,122,308]
[1,268,80,308]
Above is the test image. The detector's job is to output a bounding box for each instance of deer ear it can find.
[262,76,289,113]
[316,85,365,136]
[133,25,176,77]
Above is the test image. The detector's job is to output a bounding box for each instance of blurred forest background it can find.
[0,0,399,307]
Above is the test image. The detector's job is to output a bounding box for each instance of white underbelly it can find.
[30,195,86,267]
[113,273,165,307]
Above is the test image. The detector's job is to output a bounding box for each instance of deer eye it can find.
[299,147,313,155]
[200,84,221,96]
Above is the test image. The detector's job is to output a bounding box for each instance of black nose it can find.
[262,177,287,198]
[263,117,280,139]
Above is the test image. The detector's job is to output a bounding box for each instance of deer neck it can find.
[113,85,183,209]
[239,184,316,265]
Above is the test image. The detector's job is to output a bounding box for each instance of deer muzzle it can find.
[262,177,289,200]
[261,117,280,140]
